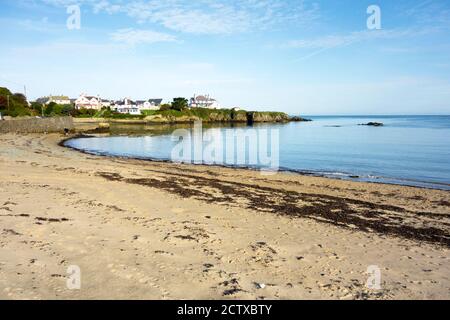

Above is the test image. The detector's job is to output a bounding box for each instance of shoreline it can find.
[0,133,449,299]
[62,134,450,192]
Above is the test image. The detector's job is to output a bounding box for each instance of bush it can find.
[0,96,7,110]
[30,102,44,114]
[171,98,188,111]
[61,104,75,115]
[0,87,33,117]
[44,102,56,116]
[141,110,157,116]
[159,104,171,111]
[71,107,97,118]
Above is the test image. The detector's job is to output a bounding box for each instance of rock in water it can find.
[359,122,383,127]
[290,116,312,122]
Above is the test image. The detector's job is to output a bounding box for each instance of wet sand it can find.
[0,133,449,299]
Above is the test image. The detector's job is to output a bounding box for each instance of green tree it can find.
[0,96,7,110]
[61,104,75,115]
[159,103,171,111]
[52,104,65,115]
[13,93,27,105]
[171,97,188,111]
[0,87,32,116]
[0,87,12,97]
[31,102,44,114]
[45,102,56,116]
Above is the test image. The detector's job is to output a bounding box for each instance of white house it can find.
[101,99,112,108]
[136,99,163,111]
[75,94,102,110]
[189,94,219,109]
[114,98,140,115]
[36,95,71,105]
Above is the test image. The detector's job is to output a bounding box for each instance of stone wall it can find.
[0,116,74,133]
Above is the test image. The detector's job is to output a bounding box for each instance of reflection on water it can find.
[108,122,253,136]
[67,116,450,190]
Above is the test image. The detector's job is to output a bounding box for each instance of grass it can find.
[142,108,248,120]
[77,107,288,122]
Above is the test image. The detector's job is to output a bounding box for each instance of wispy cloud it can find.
[287,27,439,61]
[9,41,127,56]
[287,28,434,50]
[110,28,177,45]
[32,0,320,35]
[0,16,59,33]
[402,0,450,26]
[17,18,52,32]
[93,0,121,14]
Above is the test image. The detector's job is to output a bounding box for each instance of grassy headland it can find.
[1,87,306,123]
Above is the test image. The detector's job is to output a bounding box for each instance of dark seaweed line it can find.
[97,171,450,247]
[142,168,450,219]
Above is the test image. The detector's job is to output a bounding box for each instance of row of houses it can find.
[36,94,164,115]
[75,95,164,115]
[35,93,220,114]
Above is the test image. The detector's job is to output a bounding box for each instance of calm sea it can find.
[65,115,450,190]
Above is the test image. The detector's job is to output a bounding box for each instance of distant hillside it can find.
[85,107,290,123]
[142,108,290,123]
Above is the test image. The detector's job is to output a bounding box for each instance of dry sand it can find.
[0,133,449,300]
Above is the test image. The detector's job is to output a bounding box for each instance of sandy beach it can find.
[0,133,449,300]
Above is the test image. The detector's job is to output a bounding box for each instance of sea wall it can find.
[0,116,74,133]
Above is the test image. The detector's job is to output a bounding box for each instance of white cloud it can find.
[0,17,60,33]
[402,0,450,28]
[93,0,121,14]
[287,28,433,50]
[110,28,177,45]
[123,0,320,34]
[41,0,88,5]
[9,41,127,56]
[33,0,320,35]
[285,27,440,62]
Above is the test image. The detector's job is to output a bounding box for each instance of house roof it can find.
[115,99,136,106]
[148,99,163,104]
[36,97,50,104]
[50,95,70,100]
[193,95,216,102]
[36,95,70,103]
[134,99,162,105]
[195,95,207,101]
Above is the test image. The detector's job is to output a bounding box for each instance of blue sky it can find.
[0,0,449,115]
